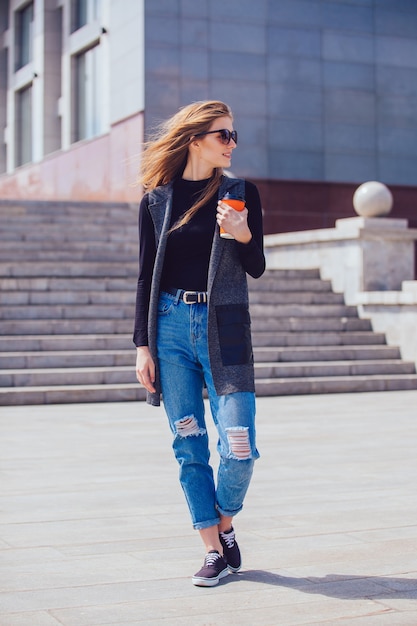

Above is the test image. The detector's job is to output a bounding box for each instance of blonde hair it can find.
[139,100,233,230]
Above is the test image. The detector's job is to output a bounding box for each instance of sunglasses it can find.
[194,128,238,145]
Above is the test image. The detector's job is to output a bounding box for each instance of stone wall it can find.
[145,0,417,187]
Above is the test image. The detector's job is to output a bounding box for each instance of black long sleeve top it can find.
[133,177,264,347]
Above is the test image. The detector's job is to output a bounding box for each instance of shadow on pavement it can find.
[231,570,417,599]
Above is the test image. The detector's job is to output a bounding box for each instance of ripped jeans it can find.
[157,291,260,530]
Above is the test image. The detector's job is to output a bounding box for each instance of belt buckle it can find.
[183,291,206,304]
[183,291,196,304]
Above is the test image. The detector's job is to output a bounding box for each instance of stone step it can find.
[0,250,137,263]
[0,224,137,242]
[0,366,137,387]
[0,291,135,306]
[251,303,359,317]
[255,374,417,396]
[0,334,133,351]
[249,291,345,304]
[0,345,400,369]
[0,332,381,353]
[0,317,375,337]
[0,262,138,278]
[2,373,417,406]
[1,212,137,227]
[0,384,146,405]
[0,351,135,369]
[253,344,400,360]
[254,360,416,378]
[0,302,361,321]
[253,268,321,279]
[1,360,415,389]
[0,319,133,335]
[0,304,135,320]
[248,277,331,292]
[0,277,136,291]
[252,317,372,332]
[0,345,415,378]
[0,239,137,252]
[252,331,386,347]
[1,290,344,306]
[0,199,134,214]
[0,201,137,221]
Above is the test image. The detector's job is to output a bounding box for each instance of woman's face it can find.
[194,116,237,171]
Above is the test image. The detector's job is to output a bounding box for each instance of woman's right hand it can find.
[135,346,156,393]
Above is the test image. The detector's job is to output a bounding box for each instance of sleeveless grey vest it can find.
[146,176,255,406]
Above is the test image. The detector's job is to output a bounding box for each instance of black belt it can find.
[162,287,208,304]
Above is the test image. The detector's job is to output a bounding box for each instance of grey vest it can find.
[146,176,255,406]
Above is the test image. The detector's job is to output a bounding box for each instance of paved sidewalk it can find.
[1,391,417,626]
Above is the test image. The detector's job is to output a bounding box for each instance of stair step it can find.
[251,269,321,279]
[0,330,384,348]
[0,225,136,242]
[250,303,358,317]
[249,291,345,304]
[0,277,136,291]
[0,366,137,387]
[0,262,137,278]
[0,291,135,306]
[0,334,133,351]
[0,304,135,320]
[254,360,416,377]
[1,319,133,335]
[252,332,387,347]
[0,199,134,216]
[248,277,332,292]
[0,350,134,369]
[252,317,372,331]
[255,374,417,395]
[254,345,400,360]
[0,384,147,405]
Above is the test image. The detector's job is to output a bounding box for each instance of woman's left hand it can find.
[216,201,252,244]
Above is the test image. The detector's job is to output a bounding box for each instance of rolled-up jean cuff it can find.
[216,504,243,518]
[193,516,221,531]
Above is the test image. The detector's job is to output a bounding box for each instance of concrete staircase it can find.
[248,271,417,395]
[1,200,417,405]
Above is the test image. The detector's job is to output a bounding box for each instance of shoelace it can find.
[205,552,222,566]
[220,530,235,549]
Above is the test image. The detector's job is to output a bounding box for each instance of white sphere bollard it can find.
[353,181,393,217]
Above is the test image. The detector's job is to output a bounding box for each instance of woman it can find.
[134,100,265,587]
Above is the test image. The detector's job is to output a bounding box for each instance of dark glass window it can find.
[15,84,32,166]
[15,2,34,70]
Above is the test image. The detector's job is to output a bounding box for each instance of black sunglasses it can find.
[193,128,238,145]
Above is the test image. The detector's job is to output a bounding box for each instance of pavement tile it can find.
[0,611,64,626]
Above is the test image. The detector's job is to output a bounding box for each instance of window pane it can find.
[75,45,103,142]
[15,2,34,70]
[16,85,32,166]
[72,0,102,31]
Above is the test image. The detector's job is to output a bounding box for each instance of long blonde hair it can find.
[139,100,233,230]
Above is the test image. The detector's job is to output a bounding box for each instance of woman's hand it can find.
[216,201,252,244]
[135,346,156,393]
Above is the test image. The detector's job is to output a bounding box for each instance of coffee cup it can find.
[219,193,245,239]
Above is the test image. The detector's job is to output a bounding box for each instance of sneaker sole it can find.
[227,563,241,573]
[192,567,229,587]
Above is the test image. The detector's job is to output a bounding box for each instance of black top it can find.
[133,177,264,346]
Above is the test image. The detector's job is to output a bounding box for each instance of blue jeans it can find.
[157,291,260,530]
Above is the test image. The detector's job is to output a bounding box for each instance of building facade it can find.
[0,0,144,202]
[0,0,416,232]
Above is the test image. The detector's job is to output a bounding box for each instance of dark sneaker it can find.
[192,550,229,587]
[219,526,241,572]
